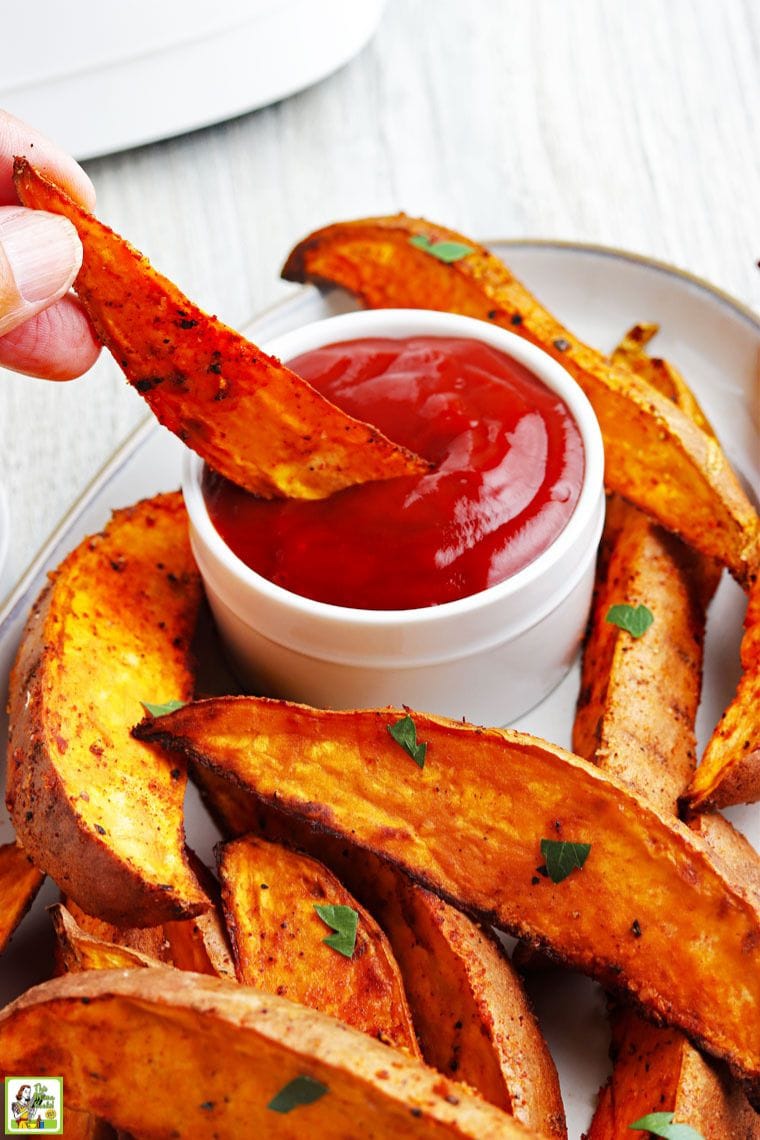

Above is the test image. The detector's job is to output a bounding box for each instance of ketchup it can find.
[203,336,584,610]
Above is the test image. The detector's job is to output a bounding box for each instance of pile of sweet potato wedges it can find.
[0,165,758,1139]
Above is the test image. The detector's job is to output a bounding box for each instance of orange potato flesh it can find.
[5,492,208,925]
[0,842,44,956]
[50,904,161,972]
[283,215,759,586]
[135,697,760,1099]
[587,1009,760,1140]
[197,774,566,1137]
[62,897,236,981]
[0,969,540,1140]
[218,834,421,1056]
[13,158,427,500]
[683,574,760,811]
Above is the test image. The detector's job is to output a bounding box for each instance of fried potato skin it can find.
[0,969,540,1140]
[6,492,207,925]
[13,159,427,500]
[0,842,44,955]
[218,834,420,1055]
[283,215,759,585]
[683,575,760,811]
[136,697,760,1098]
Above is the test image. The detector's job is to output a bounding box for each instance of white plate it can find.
[0,241,757,1138]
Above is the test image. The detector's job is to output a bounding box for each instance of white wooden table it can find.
[0,0,758,597]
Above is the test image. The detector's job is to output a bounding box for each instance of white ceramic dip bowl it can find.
[183,308,605,724]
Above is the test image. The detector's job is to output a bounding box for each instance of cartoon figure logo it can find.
[4,1078,62,1133]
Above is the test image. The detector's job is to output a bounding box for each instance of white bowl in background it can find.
[2,0,387,159]
[183,308,605,725]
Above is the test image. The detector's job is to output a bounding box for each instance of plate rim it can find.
[1,236,757,628]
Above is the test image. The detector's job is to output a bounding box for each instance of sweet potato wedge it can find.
[135,697,760,1098]
[587,1010,760,1140]
[191,765,566,1135]
[0,842,44,956]
[283,215,759,585]
[50,904,161,972]
[573,369,760,1136]
[218,834,420,1055]
[682,574,760,811]
[572,495,706,815]
[6,492,208,925]
[0,968,540,1139]
[609,322,715,439]
[65,891,236,980]
[13,158,426,500]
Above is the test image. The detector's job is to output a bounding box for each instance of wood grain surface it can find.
[0,0,758,596]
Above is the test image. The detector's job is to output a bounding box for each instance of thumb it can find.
[0,206,82,338]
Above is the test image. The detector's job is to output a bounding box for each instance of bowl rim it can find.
[182,307,605,630]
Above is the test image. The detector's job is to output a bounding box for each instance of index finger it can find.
[0,109,95,210]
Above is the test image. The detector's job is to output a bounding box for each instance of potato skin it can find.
[0,968,540,1140]
[283,215,759,585]
[137,697,760,1101]
[6,492,207,925]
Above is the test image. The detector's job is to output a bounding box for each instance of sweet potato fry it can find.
[218,834,420,1055]
[6,492,208,925]
[609,322,715,438]
[0,842,44,956]
[50,904,161,972]
[572,495,705,815]
[135,697,760,1097]
[191,765,567,1136]
[0,968,540,1139]
[587,1010,760,1140]
[65,891,236,980]
[573,349,760,1136]
[13,159,426,500]
[283,215,759,585]
[682,574,760,811]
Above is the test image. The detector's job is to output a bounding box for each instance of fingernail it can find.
[0,208,81,303]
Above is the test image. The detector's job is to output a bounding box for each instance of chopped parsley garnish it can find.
[605,603,654,639]
[387,714,427,768]
[268,1075,329,1114]
[408,235,475,263]
[539,839,591,883]
[140,699,187,717]
[314,904,359,958]
[628,1112,704,1139]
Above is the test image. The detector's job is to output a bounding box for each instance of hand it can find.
[0,109,100,379]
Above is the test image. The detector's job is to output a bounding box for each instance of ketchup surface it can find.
[203,336,584,610]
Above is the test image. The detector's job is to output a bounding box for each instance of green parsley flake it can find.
[408,235,475,263]
[539,839,591,883]
[268,1075,329,1114]
[605,603,654,639]
[628,1111,704,1139]
[387,714,427,768]
[140,699,187,718]
[314,903,359,958]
